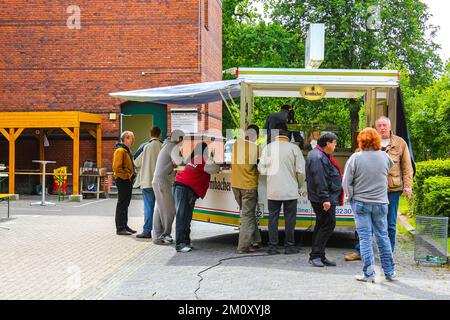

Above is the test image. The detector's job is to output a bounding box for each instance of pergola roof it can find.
[0,111,102,197]
[0,111,101,128]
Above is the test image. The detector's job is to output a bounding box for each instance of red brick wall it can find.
[201,0,223,133]
[0,0,222,190]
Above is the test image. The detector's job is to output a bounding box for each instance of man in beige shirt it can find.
[133,126,162,238]
[231,124,261,253]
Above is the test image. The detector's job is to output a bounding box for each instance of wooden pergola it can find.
[0,111,102,196]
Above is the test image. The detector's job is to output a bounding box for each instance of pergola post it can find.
[96,125,102,168]
[73,127,80,196]
[9,128,15,194]
[1,128,24,195]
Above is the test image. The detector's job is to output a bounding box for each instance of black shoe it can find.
[126,226,137,234]
[309,258,325,267]
[267,248,280,255]
[116,230,132,236]
[136,232,152,239]
[322,257,337,267]
[285,247,300,255]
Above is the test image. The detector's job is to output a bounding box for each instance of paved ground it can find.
[0,196,449,300]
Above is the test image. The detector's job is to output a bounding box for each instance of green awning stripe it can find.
[194,209,354,221]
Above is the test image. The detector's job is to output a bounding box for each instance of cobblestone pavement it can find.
[0,197,449,300]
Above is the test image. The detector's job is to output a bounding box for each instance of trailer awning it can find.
[109,79,242,106]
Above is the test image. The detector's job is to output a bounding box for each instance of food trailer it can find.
[110,66,401,235]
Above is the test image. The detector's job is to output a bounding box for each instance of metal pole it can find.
[41,162,45,205]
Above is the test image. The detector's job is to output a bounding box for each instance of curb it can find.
[398,213,415,236]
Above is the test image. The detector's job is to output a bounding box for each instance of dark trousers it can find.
[173,184,198,250]
[310,202,336,260]
[268,199,297,249]
[115,178,133,232]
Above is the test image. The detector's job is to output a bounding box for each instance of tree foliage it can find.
[401,63,450,160]
[222,0,444,152]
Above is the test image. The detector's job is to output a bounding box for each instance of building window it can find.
[204,0,209,30]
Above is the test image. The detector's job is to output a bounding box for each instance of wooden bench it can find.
[0,194,14,218]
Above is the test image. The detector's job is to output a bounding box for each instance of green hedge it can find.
[422,176,450,217]
[410,159,450,214]
[412,159,450,219]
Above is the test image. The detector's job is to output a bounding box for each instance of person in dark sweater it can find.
[112,131,137,236]
[173,142,219,253]
[305,132,343,267]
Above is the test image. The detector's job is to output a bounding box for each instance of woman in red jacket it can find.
[173,142,220,252]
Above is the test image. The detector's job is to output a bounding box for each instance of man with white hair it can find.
[152,129,185,244]
[113,131,136,236]
[375,116,413,251]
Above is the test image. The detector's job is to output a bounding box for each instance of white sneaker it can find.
[385,272,397,281]
[177,246,192,253]
[163,235,174,243]
[355,274,375,283]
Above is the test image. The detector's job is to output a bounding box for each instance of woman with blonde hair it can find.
[342,127,396,283]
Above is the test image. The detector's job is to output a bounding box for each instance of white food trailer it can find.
[110,66,401,234]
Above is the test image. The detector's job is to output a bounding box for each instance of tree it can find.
[222,0,444,149]
[270,0,442,87]
[401,62,450,160]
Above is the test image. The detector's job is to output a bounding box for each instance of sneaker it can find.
[136,232,152,239]
[238,247,257,254]
[153,237,171,245]
[309,258,325,267]
[355,274,375,283]
[177,246,192,253]
[385,272,397,281]
[345,252,361,261]
[116,230,132,236]
[125,226,137,234]
[321,257,337,266]
[163,235,174,243]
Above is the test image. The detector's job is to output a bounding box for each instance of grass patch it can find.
[408,217,416,229]
[398,194,409,215]
[397,219,414,240]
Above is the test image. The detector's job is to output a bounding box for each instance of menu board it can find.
[170,108,198,133]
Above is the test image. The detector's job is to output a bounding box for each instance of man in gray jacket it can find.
[152,130,185,244]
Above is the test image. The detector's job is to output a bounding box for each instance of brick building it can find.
[0,0,222,194]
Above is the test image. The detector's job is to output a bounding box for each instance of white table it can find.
[30,160,56,206]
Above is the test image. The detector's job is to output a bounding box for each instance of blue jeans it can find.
[173,184,198,251]
[354,191,402,254]
[387,191,402,252]
[142,188,156,234]
[351,200,395,278]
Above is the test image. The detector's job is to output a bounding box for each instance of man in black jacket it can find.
[305,132,342,267]
[263,105,304,148]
